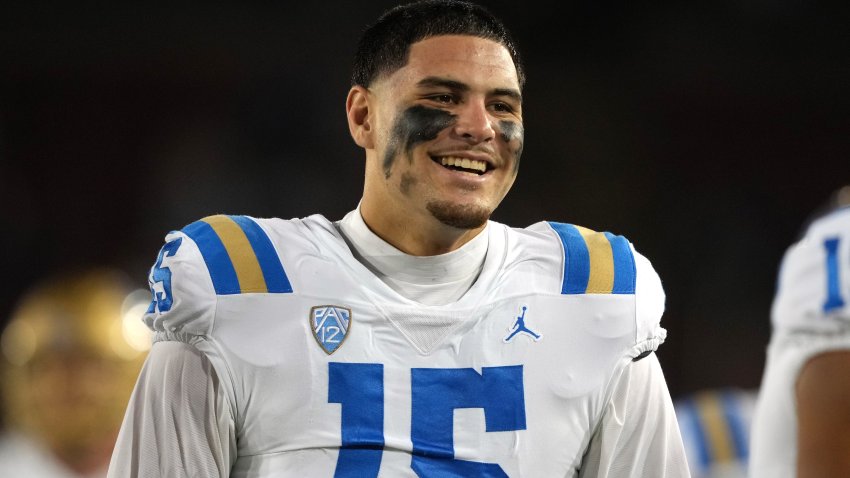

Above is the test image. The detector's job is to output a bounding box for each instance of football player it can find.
[750,186,850,477]
[108,1,689,476]
[674,388,756,478]
[0,268,150,477]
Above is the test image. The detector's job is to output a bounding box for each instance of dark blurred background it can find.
[1,0,847,399]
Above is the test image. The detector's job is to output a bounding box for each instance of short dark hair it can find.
[351,0,525,88]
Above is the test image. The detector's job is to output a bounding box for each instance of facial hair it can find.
[426,200,491,229]
[385,105,524,230]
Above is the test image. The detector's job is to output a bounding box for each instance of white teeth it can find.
[439,156,487,173]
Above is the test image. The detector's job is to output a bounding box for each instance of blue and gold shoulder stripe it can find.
[547,222,636,294]
[181,215,293,295]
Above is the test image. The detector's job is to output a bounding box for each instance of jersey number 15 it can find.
[329,362,527,477]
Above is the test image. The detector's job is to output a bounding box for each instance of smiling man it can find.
[352,34,524,255]
[108,1,689,477]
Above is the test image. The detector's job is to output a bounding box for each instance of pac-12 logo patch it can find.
[311,305,351,355]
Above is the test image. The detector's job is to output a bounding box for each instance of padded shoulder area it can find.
[528,221,667,356]
[772,207,850,332]
[540,221,637,295]
[143,214,297,337]
[143,228,216,337]
[634,248,667,354]
[180,215,293,295]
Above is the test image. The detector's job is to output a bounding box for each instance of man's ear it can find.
[346,85,374,149]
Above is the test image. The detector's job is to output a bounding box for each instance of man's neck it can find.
[359,200,485,256]
[337,208,489,306]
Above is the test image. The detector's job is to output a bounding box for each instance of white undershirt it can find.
[337,207,488,306]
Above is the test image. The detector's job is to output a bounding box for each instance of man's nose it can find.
[453,100,495,143]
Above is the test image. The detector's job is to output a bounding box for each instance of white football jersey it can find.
[112,213,686,477]
[749,207,850,477]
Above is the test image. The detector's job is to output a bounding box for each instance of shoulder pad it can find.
[634,248,667,352]
[535,221,667,355]
[143,214,294,335]
[179,214,293,295]
[773,207,850,331]
[546,222,636,294]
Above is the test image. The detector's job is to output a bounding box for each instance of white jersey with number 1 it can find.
[750,207,850,477]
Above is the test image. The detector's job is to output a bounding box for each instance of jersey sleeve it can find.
[539,221,668,359]
[143,214,295,340]
[108,341,236,477]
[115,215,278,476]
[143,228,217,339]
[633,248,667,358]
[771,207,850,333]
[579,354,691,477]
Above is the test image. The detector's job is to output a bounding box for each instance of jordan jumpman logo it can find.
[503,306,542,343]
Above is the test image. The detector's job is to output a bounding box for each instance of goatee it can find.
[426,200,490,229]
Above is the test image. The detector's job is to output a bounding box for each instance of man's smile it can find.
[432,155,492,175]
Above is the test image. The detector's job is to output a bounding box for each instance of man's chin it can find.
[426,200,491,230]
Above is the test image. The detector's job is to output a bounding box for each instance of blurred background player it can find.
[749,185,850,477]
[0,268,151,477]
[674,387,756,478]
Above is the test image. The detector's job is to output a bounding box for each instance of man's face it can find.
[366,35,524,230]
